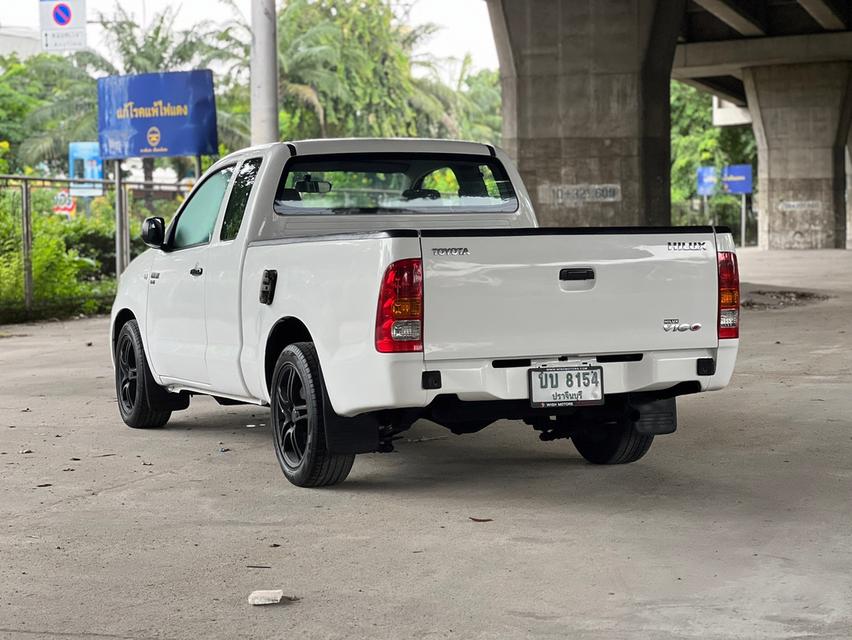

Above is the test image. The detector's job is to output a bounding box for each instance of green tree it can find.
[0,54,94,172]
[670,81,756,204]
[21,6,213,184]
[206,0,343,145]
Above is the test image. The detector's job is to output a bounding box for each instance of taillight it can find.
[718,251,739,339]
[376,258,423,353]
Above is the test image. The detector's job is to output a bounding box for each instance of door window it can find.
[220,159,262,241]
[172,167,234,249]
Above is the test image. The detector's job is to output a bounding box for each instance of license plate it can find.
[529,366,604,408]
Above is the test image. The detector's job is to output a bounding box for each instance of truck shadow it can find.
[335,421,763,512]
[161,405,769,513]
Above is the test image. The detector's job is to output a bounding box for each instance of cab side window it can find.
[220,159,262,241]
[172,167,234,249]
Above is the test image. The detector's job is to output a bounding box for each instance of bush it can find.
[0,187,124,323]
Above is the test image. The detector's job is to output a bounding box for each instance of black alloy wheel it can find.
[273,363,309,469]
[116,333,138,415]
[114,319,172,429]
[270,342,355,487]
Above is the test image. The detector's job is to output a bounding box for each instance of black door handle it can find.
[560,267,595,281]
[190,266,204,277]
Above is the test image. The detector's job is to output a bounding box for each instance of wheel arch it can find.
[112,308,137,350]
[111,307,139,367]
[264,316,314,392]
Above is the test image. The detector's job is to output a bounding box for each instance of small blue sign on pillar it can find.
[696,166,718,196]
[721,164,753,195]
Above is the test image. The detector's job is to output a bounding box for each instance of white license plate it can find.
[529,366,604,408]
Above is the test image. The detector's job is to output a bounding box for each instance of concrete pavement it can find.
[1,249,850,639]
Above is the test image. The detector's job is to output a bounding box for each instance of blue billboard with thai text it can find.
[721,164,753,195]
[97,70,218,160]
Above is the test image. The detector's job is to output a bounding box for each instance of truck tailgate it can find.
[421,229,719,361]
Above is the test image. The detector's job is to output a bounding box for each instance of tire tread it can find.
[573,420,654,465]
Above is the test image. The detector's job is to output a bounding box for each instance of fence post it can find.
[122,182,130,271]
[21,181,33,313]
[114,160,129,276]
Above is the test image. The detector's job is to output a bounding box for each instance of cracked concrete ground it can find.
[1,249,850,640]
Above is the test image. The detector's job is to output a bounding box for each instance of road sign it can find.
[69,142,103,197]
[97,70,219,160]
[696,166,717,196]
[40,0,87,52]
[721,164,753,195]
[53,190,77,218]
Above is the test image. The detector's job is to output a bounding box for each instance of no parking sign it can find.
[39,0,87,52]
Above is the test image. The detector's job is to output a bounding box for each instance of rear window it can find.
[273,153,518,215]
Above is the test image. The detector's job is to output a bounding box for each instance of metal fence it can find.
[0,174,190,324]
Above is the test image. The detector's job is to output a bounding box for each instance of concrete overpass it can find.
[485,0,852,249]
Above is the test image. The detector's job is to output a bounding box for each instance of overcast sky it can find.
[0,0,499,72]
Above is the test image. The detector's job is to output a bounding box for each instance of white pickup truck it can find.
[111,138,739,487]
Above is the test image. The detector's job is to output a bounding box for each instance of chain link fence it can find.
[0,175,190,324]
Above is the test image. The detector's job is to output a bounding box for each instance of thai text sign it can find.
[98,70,218,160]
[721,164,753,195]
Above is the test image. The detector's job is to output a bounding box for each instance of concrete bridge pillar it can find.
[743,63,852,249]
[847,134,852,249]
[486,0,685,227]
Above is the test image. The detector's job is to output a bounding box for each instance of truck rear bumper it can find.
[335,342,738,416]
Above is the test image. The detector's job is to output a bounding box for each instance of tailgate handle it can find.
[559,267,595,281]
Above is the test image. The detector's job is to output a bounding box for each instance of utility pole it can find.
[114,160,129,276]
[250,0,279,145]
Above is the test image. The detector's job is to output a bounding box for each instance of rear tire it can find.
[572,418,654,465]
[115,320,172,429]
[271,342,355,487]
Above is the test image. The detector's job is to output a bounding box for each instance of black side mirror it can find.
[141,217,165,248]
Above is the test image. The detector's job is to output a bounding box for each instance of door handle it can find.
[559,267,595,281]
[189,266,204,277]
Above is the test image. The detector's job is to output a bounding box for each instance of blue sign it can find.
[69,142,103,197]
[721,164,753,195]
[97,70,218,160]
[696,166,717,196]
[53,3,72,25]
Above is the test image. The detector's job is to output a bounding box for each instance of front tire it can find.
[572,418,654,465]
[271,342,354,487]
[115,320,172,429]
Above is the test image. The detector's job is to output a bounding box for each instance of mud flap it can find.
[322,402,380,454]
[319,376,379,454]
[143,361,190,411]
[631,397,677,435]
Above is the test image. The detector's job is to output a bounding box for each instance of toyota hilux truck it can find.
[110,138,739,487]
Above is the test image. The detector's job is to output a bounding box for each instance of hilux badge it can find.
[668,241,707,251]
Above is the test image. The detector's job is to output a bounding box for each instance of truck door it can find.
[146,166,234,385]
[203,158,263,397]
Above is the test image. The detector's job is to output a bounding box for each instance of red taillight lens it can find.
[718,251,740,339]
[376,258,423,353]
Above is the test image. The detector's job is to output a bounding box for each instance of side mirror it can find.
[141,217,165,248]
